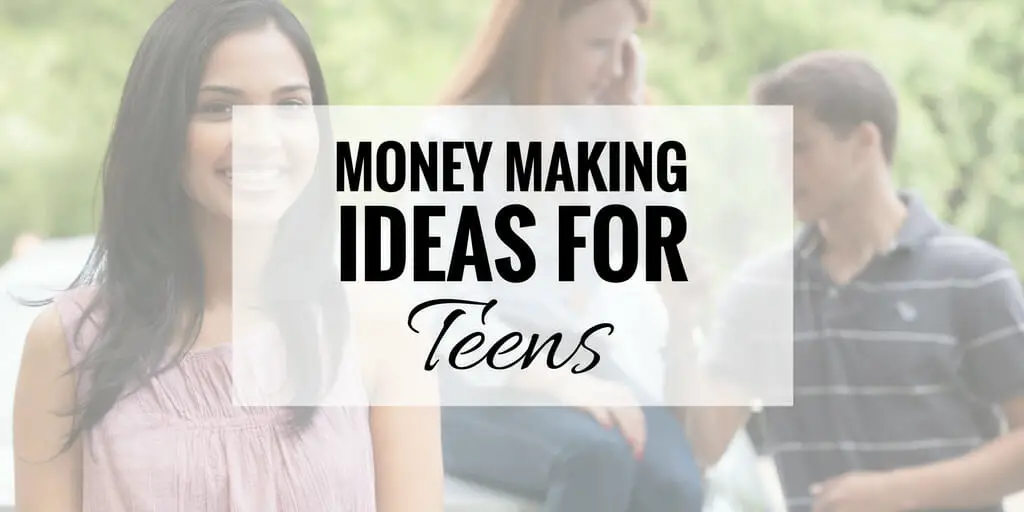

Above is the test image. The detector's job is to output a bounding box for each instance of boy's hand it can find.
[811,471,912,512]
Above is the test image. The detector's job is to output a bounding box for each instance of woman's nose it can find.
[233,106,288,163]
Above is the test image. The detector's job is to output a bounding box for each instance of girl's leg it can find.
[442,405,639,512]
[629,406,705,512]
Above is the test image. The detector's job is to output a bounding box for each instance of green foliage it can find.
[1,0,1022,267]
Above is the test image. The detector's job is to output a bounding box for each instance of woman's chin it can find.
[224,185,305,225]
[226,201,290,226]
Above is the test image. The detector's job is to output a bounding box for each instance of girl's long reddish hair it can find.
[439,0,653,105]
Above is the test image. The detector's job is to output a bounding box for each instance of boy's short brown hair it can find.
[751,50,899,164]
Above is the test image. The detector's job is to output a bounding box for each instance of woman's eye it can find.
[588,38,614,50]
[276,98,312,118]
[197,101,233,117]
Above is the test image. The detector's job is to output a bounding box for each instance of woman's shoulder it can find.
[47,285,102,364]
[52,284,99,313]
[21,301,67,365]
[19,287,96,383]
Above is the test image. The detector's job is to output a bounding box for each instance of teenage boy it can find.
[678,50,1024,512]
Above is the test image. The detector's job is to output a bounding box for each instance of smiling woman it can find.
[10,1,443,511]
[196,82,315,195]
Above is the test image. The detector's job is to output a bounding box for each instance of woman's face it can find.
[553,0,639,104]
[184,23,319,225]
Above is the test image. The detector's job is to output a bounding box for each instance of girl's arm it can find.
[13,304,83,511]
[349,280,445,512]
[369,404,444,512]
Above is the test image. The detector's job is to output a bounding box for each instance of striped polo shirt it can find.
[708,191,1024,511]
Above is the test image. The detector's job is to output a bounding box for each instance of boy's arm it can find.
[877,399,1024,511]
[814,254,1024,511]
[813,401,1024,512]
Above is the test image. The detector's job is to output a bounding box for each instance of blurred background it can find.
[1,0,1022,510]
[2,0,1023,268]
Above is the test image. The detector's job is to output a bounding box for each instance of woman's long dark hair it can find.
[45,0,346,453]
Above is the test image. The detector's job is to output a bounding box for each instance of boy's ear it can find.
[839,120,880,163]
[848,121,880,164]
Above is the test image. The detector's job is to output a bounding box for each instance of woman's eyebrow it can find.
[197,84,311,96]
[198,84,243,95]
[275,84,311,94]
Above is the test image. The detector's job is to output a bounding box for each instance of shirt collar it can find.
[796,190,943,260]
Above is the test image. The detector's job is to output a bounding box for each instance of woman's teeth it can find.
[221,168,286,191]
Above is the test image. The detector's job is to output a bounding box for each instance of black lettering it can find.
[494,204,536,283]
[572,323,611,374]
[647,205,688,281]
[413,205,445,281]
[364,205,405,281]
[507,141,542,191]
[486,332,527,370]
[408,298,496,371]
[407,298,612,375]
[594,205,638,283]
[440,142,463,192]
[336,141,372,191]
[465,141,492,192]
[450,333,488,370]
[558,206,590,281]
[625,141,652,192]
[449,206,491,281]
[339,205,357,281]
[577,141,608,192]
[410,141,438,192]
[545,141,574,192]
[521,333,573,369]
[376,140,405,192]
[658,140,687,192]
[419,306,468,371]
[608,142,621,191]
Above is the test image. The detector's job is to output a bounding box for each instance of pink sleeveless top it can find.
[54,288,377,512]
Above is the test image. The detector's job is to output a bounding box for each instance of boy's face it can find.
[789,107,871,223]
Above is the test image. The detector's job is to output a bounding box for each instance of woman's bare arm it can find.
[348,280,445,512]
[13,304,82,511]
[368,343,444,512]
[369,404,444,512]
